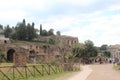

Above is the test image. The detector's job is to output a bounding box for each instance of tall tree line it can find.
[39,24,55,36]
[3,19,37,41]
[2,19,61,41]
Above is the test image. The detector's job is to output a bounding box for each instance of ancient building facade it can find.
[107,44,120,58]
[57,35,79,47]
[0,44,27,66]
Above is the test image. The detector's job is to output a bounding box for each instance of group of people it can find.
[108,58,120,64]
[81,57,120,65]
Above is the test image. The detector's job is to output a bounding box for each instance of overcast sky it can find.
[0,0,120,46]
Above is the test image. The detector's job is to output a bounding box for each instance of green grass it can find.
[19,71,75,80]
[12,40,56,46]
[0,63,80,80]
[0,62,13,66]
[114,65,120,70]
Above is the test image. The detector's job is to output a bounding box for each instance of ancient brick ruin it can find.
[13,48,27,66]
[0,35,79,64]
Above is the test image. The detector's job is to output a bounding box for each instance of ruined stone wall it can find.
[11,48,27,66]
[26,44,62,63]
[14,51,27,66]
[0,35,75,64]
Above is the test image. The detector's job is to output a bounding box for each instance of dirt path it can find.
[60,64,120,80]
[86,64,120,80]
[68,65,92,80]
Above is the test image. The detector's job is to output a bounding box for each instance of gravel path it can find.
[60,64,120,80]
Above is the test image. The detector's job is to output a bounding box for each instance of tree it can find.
[84,40,98,58]
[10,19,37,41]
[23,19,26,25]
[41,30,48,36]
[103,51,111,58]
[16,22,27,40]
[100,44,111,57]
[100,44,108,51]
[72,43,85,58]
[56,31,61,36]
[31,22,36,39]
[40,24,42,35]
[26,22,36,41]
[0,24,3,29]
[10,32,17,40]
[0,24,3,34]
[48,29,54,36]
[4,25,12,38]
[26,23,31,40]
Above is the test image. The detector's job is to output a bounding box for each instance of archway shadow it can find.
[7,49,15,62]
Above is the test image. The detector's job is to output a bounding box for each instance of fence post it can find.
[42,64,44,76]
[55,64,58,73]
[33,65,36,77]
[13,66,15,80]
[48,64,50,75]
[25,66,27,79]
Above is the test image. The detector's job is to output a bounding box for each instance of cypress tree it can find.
[40,24,42,35]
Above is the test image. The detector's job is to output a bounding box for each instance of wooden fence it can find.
[0,63,80,80]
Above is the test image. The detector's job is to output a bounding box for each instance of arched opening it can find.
[29,50,36,57]
[7,49,15,62]
[43,46,47,53]
[4,40,7,44]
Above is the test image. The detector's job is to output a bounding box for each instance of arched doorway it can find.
[7,49,15,62]
[4,40,7,44]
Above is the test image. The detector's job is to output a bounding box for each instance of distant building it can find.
[57,35,79,47]
[107,44,120,58]
[0,29,10,44]
[34,35,79,47]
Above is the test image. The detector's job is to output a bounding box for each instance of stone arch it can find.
[7,49,15,62]
[4,40,7,44]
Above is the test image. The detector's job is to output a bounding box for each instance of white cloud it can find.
[0,10,26,19]
[0,0,46,10]
[108,4,120,11]
[59,0,97,6]
[37,15,76,31]
[60,11,120,46]
[0,0,120,46]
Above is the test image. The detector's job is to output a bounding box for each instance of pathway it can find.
[86,64,120,80]
[61,64,120,80]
